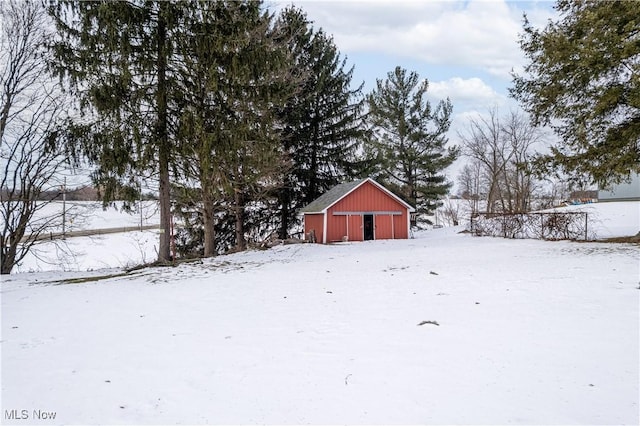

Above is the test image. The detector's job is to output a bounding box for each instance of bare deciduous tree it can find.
[500,111,541,213]
[458,108,508,213]
[438,198,460,227]
[457,160,484,214]
[458,108,542,214]
[1,0,70,274]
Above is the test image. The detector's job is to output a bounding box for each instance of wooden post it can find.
[584,212,588,241]
[62,177,66,240]
[139,178,143,231]
[346,214,349,241]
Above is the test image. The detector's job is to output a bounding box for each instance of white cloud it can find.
[279,0,557,79]
[428,77,502,104]
[424,77,521,148]
[271,0,555,186]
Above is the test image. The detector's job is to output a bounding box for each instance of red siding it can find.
[326,181,409,242]
[347,215,361,241]
[330,181,406,212]
[303,180,411,243]
[393,214,408,239]
[304,213,324,243]
[376,215,392,239]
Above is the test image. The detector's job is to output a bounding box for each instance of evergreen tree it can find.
[367,66,458,223]
[511,0,640,186]
[174,0,293,254]
[172,0,227,257]
[275,7,369,239]
[49,0,182,262]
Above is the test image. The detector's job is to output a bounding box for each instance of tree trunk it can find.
[234,190,246,251]
[278,184,291,240]
[487,178,501,214]
[308,125,319,202]
[1,209,30,274]
[202,190,216,257]
[1,245,16,274]
[156,2,171,262]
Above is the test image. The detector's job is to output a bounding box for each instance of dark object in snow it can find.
[326,291,333,294]
[418,320,439,326]
[429,271,438,275]
[345,373,352,385]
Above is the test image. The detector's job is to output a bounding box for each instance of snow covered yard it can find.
[12,229,162,273]
[2,227,639,424]
[11,200,161,273]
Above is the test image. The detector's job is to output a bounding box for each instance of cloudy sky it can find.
[272,0,559,182]
[274,0,557,110]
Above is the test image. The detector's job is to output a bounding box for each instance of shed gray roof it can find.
[299,178,415,214]
[299,179,367,213]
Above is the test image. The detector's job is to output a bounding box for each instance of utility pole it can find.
[62,176,66,239]
[139,178,143,231]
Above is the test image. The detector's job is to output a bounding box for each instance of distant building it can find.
[568,190,598,204]
[598,172,640,202]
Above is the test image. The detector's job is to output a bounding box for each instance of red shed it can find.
[300,178,415,244]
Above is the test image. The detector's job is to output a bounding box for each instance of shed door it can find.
[363,214,374,241]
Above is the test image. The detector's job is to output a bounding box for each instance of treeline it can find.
[1,186,158,202]
[49,0,457,260]
[1,186,99,202]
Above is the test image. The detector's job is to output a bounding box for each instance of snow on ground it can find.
[13,230,161,273]
[12,201,639,274]
[30,200,160,234]
[545,201,640,238]
[13,201,161,273]
[2,223,639,423]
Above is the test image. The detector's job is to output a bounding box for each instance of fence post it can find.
[584,212,588,241]
[502,214,506,238]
